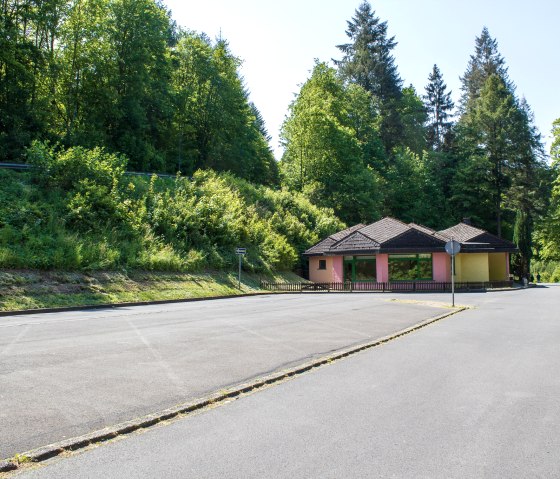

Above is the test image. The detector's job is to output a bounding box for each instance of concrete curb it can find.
[0,305,467,474]
[0,291,290,318]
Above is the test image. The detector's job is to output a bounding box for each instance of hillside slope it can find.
[0,144,344,274]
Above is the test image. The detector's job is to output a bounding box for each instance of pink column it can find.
[376,254,389,282]
[332,256,343,282]
[432,253,451,282]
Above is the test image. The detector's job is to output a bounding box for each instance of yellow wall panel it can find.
[456,253,489,282]
[488,253,507,281]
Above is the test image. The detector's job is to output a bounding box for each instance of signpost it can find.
[235,247,246,288]
[445,239,461,307]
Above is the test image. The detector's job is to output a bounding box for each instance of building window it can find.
[389,254,433,281]
[343,256,376,282]
[318,259,327,270]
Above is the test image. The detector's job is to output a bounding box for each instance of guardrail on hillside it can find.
[261,280,514,293]
[0,162,177,178]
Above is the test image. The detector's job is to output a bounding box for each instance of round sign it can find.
[445,240,461,256]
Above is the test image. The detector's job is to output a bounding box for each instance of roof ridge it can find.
[331,229,373,248]
[383,216,411,227]
[409,222,436,232]
[327,223,365,241]
[357,217,412,244]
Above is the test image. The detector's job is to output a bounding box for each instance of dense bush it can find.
[531,260,560,283]
[0,144,343,272]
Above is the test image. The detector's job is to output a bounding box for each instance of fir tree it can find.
[423,65,454,151]
[459,27,512,111]
[335,1,403,153]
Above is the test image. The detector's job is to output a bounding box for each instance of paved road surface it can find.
[12,285,560,479]
[0,293,448,457]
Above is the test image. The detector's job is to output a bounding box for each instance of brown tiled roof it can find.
[359,217,410,243]
[305,217,445,255]
[438,223,516,252]
[330,231,380,253]
[304,224,365,255]
[438,223,487,242]
[304,217,518,256]
[330,223,366,241]
[409,223,449,242]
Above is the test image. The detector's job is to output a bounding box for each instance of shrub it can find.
[0,145,345,273]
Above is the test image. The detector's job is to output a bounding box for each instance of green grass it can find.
[0,270,305,312]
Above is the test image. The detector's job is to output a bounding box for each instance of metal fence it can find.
[0,162,177,178]
[261,280,514,293]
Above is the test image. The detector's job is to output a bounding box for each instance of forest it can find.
[1,0,559,280]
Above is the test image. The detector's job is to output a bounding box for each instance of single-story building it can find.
[304,217,517,283]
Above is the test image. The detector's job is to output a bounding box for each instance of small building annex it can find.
[304,217,517,284]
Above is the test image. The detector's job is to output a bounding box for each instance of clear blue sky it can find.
[164,0,558,159]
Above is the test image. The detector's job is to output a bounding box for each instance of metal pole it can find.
[451,237,455,307]
[238,254,241,289]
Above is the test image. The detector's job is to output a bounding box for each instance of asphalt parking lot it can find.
[0,293,449,458]
[9,285,560,478]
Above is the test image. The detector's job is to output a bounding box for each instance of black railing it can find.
[0,162,177,178]
[261,280,514,293]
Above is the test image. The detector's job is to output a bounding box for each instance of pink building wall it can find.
[376,254,389,282]
[333,256,343,282]
[433,252,451,282]
[309,252,453,282]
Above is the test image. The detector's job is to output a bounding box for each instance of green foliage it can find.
[399,86,427,155]
[171,32,278,184]
[531,260,560,283]
[459,27,511,112]
[280,61,383,224]
[0,0,276,186]
[0,145,342,272]
[533,119,560,261]
[383,148,445,226]
[27,141,126,189]
[424,65,454,151]
[335,1,404,152]
[512,209,532,277]
[453,74,543,237]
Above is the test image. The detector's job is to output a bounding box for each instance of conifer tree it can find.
[335,1,403,153]
[459,27,512,111]
[424,65,454,151]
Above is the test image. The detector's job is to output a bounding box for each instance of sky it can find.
[164,0,559,159]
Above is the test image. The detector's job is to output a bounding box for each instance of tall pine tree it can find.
[424,64,454,151]
[459,27,511,112]
[335,1,403,153]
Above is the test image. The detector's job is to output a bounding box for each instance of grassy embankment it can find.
[0,144,344,311]
[0,270,304,312]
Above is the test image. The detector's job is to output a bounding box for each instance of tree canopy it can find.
[0,0,557,279]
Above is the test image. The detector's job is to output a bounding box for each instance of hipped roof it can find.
[304,217,518,256]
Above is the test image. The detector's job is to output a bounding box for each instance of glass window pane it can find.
[417,259,433,279]
[355,260,376,281]
[357,255,376,260]
[344,261,353,282]
[389,259,417,280]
